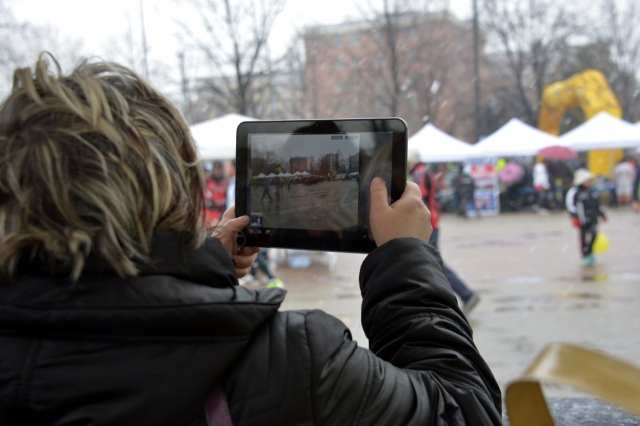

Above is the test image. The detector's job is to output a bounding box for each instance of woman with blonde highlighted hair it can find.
[0,55,500,425]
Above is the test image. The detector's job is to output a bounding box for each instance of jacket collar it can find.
[18,231,238,288]
[4,232,285,340]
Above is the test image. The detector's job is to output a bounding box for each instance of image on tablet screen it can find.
[248,133,360,231]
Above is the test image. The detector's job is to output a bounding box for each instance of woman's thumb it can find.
[369,177,389,210]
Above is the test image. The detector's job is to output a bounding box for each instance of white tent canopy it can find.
[559,112,640,151]
[471,118,558,157]
[408,123,474,162]
[190,113,257,160]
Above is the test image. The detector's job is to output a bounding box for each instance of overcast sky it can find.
[251,133,359,159]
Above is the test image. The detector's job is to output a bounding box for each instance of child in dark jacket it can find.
[569,169,607,265]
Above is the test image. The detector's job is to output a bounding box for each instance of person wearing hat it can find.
[568,169,608,266]
[407,148,480,314]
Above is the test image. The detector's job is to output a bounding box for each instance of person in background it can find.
[569,169,608,266]
[613,158,634,206]
[455,166,477,217]
[204,160,228,227]
[245,251,284,288]
[631,155,640,213]
[225,159,236,210]
[533,159,552,210]
[408,149,480,314]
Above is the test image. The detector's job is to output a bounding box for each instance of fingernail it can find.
[372,177,383,185]
[241,216,250,223]
[232,259,238,266]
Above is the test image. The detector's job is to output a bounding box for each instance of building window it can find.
[333,35,342,47]
[350,33,359,46]
[334,57,343,70]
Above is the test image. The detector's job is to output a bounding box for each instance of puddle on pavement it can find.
[580,273,610,282]
[494,294,549,303]
[567,302,602,310]
[501,277,550,285]
[492,291,613,313]
[557,291,606,300]
[491,271,640,285]
[611,273,640,282]
[451,231,564,249]
[315,275,355,283]
[334,286,361,298]
[454,239,525,248]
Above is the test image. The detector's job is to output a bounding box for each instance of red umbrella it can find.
[538,145,578,160]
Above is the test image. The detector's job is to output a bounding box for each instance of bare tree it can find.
[276,32,308,119]
[101,18,176,105]
[352,0,416,117]
[307,0,477,139]
[0,2,84,98]
[176,0,286,120]
[481,0,584,125]
[102,16,147,75]
[600,0,640,121]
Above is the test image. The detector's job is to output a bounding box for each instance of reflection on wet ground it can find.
[273,209,640,398]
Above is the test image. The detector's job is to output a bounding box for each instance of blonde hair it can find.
[0,53,206,281]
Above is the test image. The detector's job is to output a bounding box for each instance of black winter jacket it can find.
[571,185,605,226]
[0,232,501,425]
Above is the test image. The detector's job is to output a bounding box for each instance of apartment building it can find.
[304,11,484,141]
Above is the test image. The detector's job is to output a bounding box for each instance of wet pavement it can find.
[250,180,358,230]
[266,208,640,404]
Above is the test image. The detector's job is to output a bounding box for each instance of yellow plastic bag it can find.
[593,232,610,254]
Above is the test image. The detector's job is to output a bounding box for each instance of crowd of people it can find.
[432,156,640,215]
[428,154,640,267]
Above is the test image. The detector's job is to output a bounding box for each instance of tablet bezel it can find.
[235,118,408,253]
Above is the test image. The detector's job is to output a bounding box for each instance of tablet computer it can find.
[235,118,408,253]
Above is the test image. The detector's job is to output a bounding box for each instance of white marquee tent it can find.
[408,123,474,162]
[471,118,558,157]
[190,113,257,160]
[559,112,640,151]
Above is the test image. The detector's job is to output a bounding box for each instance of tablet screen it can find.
[247,132,391,235]
[236,119,406,252]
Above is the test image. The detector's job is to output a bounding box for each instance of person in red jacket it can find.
[408,149,480,314]
[204,161,228,227]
